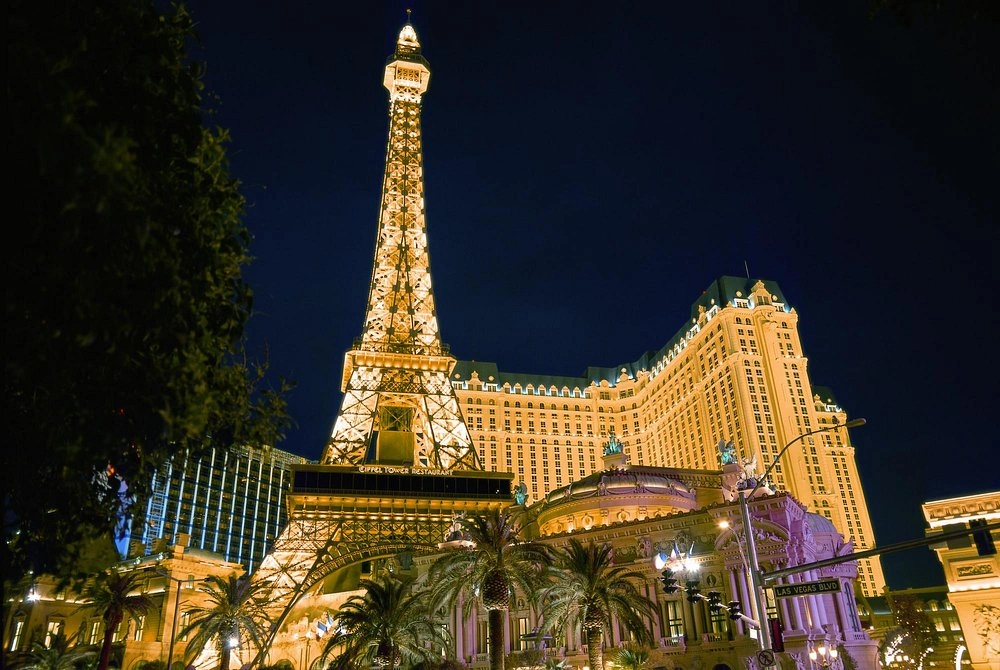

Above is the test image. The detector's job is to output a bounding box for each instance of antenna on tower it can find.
[405,8,412,24]
[744,260,750,279]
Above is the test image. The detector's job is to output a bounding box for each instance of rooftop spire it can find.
[396,18,421,57]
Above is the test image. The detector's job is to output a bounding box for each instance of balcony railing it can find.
[659,636,687,654]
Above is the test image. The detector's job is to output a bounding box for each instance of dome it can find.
[543,465,695,506]
[805,512,839,534]
[534,465,700,536]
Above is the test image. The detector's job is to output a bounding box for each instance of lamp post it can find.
[156,568,209,670]
[810,642,840,669]
[737,417,867,653]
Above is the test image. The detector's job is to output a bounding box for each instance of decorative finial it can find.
[406,8,412,24]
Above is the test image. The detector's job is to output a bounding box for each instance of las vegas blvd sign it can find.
[771,578,841,599]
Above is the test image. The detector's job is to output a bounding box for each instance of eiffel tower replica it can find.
[252,18,514,656]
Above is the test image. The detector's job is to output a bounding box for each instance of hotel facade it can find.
[450,275,885,597]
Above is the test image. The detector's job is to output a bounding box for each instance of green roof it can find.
[453,275,794,389]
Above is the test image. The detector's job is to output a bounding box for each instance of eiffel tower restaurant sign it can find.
[358,465,453,476]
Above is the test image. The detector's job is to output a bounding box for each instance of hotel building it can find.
[451,275,885,596]
[138,444,308,573]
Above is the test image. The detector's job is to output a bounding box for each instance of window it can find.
[709,604,729,635]
[664,600,684,638]
[10,618,25,651]
[45,619,65,646]
[477,620,489,655]
[133,615,145,642]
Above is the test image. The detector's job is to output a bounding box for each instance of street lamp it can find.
[737,417,866,652]
[810,643,840,669]
[155,568,209,670]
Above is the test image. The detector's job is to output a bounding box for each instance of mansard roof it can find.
[452,276,793,390]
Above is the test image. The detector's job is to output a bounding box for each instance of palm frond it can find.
[538,538,656,648]
[319,573,450,670]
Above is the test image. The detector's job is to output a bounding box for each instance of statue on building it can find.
[718,439,738,465]
[603,430,623,456]
[513,481,528,506]
[736,453,768,491]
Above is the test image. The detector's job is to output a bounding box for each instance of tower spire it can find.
[322,22,479,471]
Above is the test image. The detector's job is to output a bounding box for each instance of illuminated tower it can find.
[322,19,480,472]
[249,24,510,657]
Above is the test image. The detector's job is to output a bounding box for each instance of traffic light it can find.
[727,600,743,620]
[971,519,997,556]
[660,569,680,594]
[706,590,724,613]
[769,618,785,652]
[685,580,701,603]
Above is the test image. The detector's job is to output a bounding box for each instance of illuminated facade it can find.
[3,541,245,670]
[859,586,971,670]
[449,279,885,596]
[922,491,1000,670]
[140,444,307,573]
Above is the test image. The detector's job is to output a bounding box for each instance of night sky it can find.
[183,2,998,589]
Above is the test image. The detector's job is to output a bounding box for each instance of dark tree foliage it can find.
[888,594,941,660]
[5,0,293,589]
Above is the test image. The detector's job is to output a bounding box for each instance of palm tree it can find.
[14,630,97,670]
[319,572,449,670]
[537,538,656,670]
[609,645,650,670]
[78,568,154,670]
[428,507,551,670]
[177,573,272,670]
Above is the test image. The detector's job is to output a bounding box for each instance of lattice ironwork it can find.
[251,469,513,663]
[321,21,480,472]
[253,514,454,627]
[249,25,495,665]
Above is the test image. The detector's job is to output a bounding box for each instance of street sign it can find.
[757,650,776,667]
[771,578,840,598]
